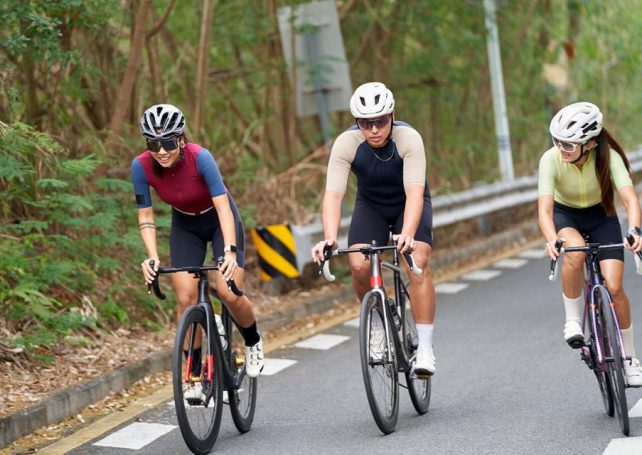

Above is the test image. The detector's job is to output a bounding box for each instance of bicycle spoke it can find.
[173,307,223,454]
[360,293,399,434]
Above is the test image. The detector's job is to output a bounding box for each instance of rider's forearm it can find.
[137,208,159,259]
[322,190,343,240]
[212,195,236,249]
[538,196,557,242]
[620,185,642,229]
[400,185,423,237]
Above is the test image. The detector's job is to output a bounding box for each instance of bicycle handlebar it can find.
[319,244,423,282]
[146,260,243,299]
[548,235,642,281]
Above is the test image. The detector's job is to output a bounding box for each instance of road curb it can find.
[0,350,171,449]
[0,220,540,449]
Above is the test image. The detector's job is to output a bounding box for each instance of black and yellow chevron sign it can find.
[250,224,299,281]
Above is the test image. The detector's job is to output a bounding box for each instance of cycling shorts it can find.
[553,201,623,261]
[170,194,246,268]
[347,194,433,247]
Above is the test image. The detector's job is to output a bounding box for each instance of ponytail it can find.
[595,127,630,215]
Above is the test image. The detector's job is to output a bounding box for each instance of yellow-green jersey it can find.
[538,147,632,208]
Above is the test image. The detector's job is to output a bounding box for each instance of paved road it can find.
[50,247,642,454]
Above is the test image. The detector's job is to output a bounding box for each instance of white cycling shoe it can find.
[245,337,264,378]
[183,381,204,404]
[625,358,642,387]
[413,348,436,377]
[564,320,583,348]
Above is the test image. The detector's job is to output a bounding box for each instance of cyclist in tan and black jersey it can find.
[311,82,437,376]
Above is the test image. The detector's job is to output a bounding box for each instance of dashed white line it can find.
[461,269,502,281]
[262,358,298,376]
[294,334,350,350]
[435,283,469,294]
[518,249,548,259]
[493,258,528,269]
[627,398,642,417]
[603,436,642,454]
[93,422,176,449]
[344,317,360,328]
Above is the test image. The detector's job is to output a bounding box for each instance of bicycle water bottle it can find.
[386,298,401,331]
[214,314,228,350]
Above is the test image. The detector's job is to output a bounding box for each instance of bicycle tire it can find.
[400,288,431,414]
[598,288,629,436]
[359,292,399,434]
[588,298,614,416]
[173,306,224,454]
[226,311,257,433]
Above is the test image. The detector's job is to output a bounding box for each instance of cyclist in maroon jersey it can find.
[131,104,264,388]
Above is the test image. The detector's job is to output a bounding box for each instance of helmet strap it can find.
[570,145,588,164]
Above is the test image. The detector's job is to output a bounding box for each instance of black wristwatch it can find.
[224,244,238,253]
[628,226,642,236]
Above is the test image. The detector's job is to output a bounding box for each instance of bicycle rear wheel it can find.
[173,306,224,454]
[588,302,614,416]
[226,311,257,433]
[359,292,399,434]
[401,289,431,414]
[598,288,629,436]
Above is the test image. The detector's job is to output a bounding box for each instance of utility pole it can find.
[484,0,514,181]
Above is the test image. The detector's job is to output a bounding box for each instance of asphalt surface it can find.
[43,245,642,455]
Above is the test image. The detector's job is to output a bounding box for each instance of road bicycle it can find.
[148,260,257,454]
[549,235,642,436]
[320,240,430,434]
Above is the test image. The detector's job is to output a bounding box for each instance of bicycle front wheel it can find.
[173,306,224,454]
[599,288,629,436]
[589,301,614,416]
[359,292,399,434]
[227,311,257,433]
[401,289,431,414]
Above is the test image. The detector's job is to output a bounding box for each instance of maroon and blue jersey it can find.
[130,143,227,214]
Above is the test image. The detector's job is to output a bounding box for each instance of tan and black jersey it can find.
[326,121,429,206]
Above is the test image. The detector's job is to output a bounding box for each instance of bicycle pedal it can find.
[414,371,433,380]
[566,336,584,349]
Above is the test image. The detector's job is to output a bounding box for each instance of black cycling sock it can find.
[184,347,202,376]
[237,321,260,346]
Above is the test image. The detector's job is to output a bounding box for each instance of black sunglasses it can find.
[146,138,180,153]
[356,115,392,131]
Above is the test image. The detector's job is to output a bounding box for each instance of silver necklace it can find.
[369,144,394,162]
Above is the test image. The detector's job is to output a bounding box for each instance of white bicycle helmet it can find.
[140,104,186,139]
[349,82,395,119]
[549,102,603,143]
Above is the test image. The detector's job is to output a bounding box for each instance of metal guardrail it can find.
[291,149,642,272]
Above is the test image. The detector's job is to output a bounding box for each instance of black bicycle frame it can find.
[148,264,245,389]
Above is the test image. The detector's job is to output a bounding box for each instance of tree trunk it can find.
[193,0,215,132]
[107,0,152,146]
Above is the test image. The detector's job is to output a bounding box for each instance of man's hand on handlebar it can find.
[311,239,338,265]
[393,234,416,254]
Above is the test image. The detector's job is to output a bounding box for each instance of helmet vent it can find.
[374,94,380,104]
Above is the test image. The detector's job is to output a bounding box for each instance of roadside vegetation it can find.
[2,0,642,358]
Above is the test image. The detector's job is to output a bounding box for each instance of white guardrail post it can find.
[291,149,642,272]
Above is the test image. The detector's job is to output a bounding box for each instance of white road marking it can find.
[294,334,350,350]
[461,269,502,281]
[603,436,642,454]
[435,283,469,294]
[262,358,298,376]
[627,398,642,417]
[493,258,528,269]
[344,317,360,328]
[518,249,548,259]
[93,422,176,449]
